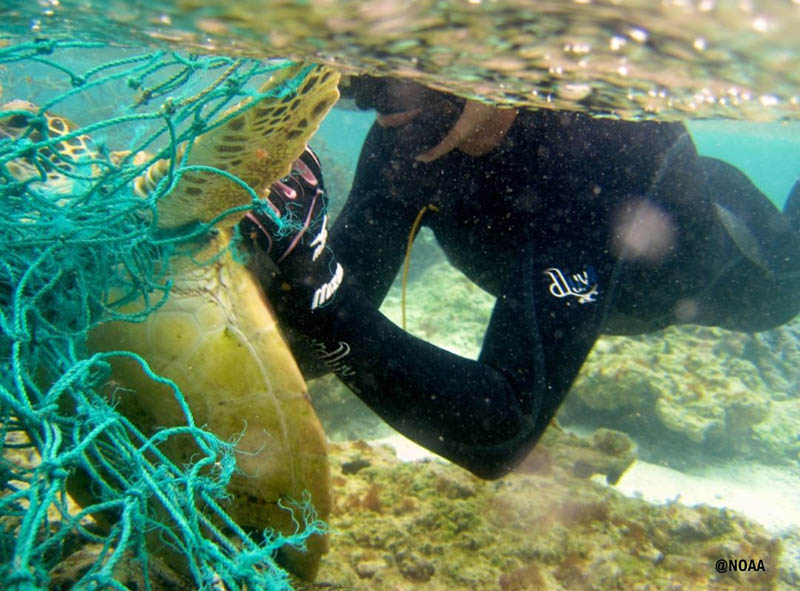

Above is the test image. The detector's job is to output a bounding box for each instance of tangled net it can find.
[0,38,324,591]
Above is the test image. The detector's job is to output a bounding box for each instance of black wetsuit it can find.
[270,108,800,479]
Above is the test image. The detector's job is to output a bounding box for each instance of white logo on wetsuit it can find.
[311,261,343,310]
[544,266,599,304]
[310,214,328,262]
[310,339,357,380]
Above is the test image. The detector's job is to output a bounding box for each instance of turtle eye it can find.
[6,114,30,129]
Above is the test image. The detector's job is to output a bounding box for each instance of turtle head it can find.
[1,100,99,194]
[1,64,341,232]
[0,99,39,139]
[135,64,341,230]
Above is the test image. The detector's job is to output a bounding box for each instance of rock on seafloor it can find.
[316,428,782,591]
[563,320,800,465]
[2,421,789,591]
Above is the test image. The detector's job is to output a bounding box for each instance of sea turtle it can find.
[1,63,340,581]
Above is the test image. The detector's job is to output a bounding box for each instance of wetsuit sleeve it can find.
[269,122,424,378]
[274,240,610,480]
[327,123,423,305]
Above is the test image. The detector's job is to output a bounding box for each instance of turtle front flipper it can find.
[137,64,340,230]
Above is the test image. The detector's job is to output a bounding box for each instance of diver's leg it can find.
[784,179,800,228]
[696,157,800,331]
[700,156,795,246]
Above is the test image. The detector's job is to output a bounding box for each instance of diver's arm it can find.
[270,248,607,479]
[327,122,423,306]
[253,124,424,379]
[274,272,541,479]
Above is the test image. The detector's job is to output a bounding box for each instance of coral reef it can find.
[4,419,794,591]
[567,327,771,445]
[316,430,784,591]
[750,399,800,465]
[563,320,800,465]
[517,425,638,485]
[778,527,800,590]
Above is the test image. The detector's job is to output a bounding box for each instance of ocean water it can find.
[2,2,800,591]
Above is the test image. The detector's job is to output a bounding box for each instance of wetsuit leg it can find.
[696,156,800,331]
[784,179,800,228]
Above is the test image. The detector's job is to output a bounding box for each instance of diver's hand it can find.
[415,101,518,163]
[241,147,342,311]
[242,147,327,262]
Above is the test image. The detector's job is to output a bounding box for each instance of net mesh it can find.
[0,38,324,591]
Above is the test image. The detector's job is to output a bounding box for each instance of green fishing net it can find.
[0,38,323,591]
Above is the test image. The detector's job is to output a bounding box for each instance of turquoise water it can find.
[2,6,800,591]
[689,121,800,208]
[310,108,374,212]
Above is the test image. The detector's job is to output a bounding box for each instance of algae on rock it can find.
[317,429,782,591]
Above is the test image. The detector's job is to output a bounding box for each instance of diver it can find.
[240,76,800,479]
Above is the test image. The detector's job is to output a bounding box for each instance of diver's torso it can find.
[423,112,717,313]
[354,108,725,332]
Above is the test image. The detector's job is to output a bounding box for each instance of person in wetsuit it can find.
[240,77,800,479]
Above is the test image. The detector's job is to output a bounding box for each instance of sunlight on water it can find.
[3,0,800,120]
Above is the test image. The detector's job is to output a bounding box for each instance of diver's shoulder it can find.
[514,107,686,136]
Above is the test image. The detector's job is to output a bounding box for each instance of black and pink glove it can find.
[240,147,343,312]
